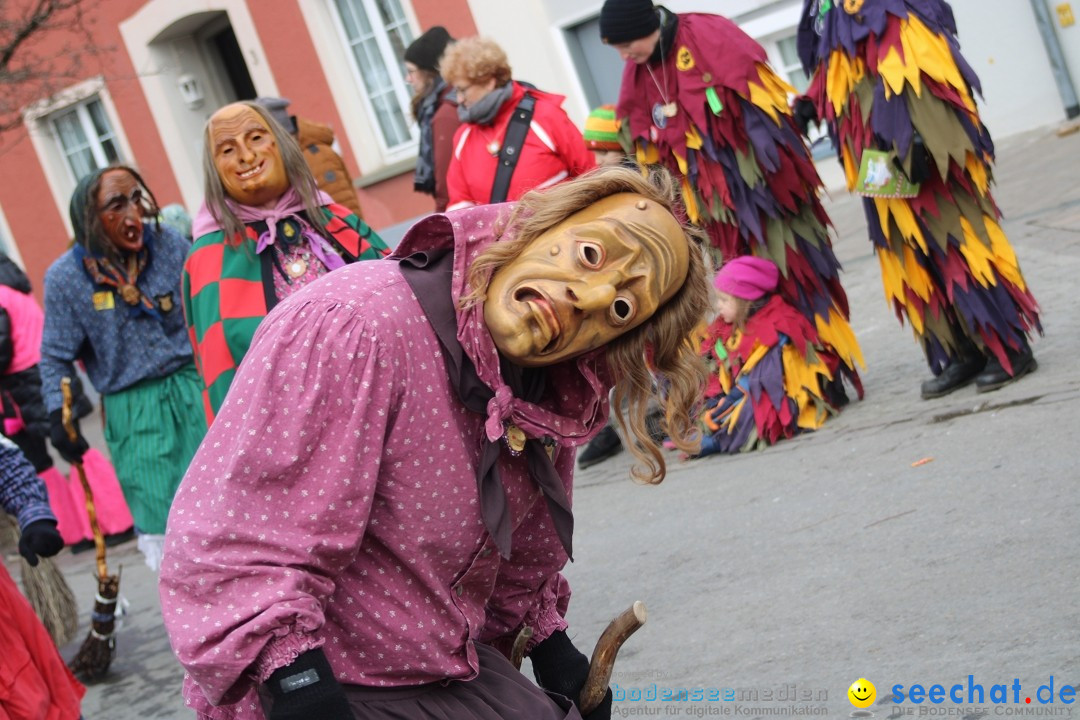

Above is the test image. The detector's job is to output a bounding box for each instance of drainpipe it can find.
[1030,0,1080,119]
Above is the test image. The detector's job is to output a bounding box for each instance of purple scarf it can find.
[192,188,346,271]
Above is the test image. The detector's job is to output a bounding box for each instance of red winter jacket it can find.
[446,82,594,209]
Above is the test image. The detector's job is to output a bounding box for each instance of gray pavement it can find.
[31,123,1080,719]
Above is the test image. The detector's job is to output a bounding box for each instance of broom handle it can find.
[61,378,108,580]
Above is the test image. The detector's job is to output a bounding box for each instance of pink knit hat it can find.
[715,256,780,300]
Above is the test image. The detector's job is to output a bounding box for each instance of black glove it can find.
[49,408,88,464]
[18,519,64,566]
[530,630,612,720]
[264,648,352,720]
[792,95,818,137]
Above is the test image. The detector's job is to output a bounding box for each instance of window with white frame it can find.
[775,35,810,94]
[49,96,122,183]
[330,0,416,152]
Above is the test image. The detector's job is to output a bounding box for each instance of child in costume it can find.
[583,105,627,169]
[795,0,1040,398]
[697,256,846,456]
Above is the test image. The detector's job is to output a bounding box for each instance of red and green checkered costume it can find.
[183,203,388,423]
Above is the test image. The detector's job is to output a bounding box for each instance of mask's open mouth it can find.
[238,160,265,180]
[514,287,561,354]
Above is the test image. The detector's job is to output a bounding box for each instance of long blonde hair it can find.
[463,166,711,484]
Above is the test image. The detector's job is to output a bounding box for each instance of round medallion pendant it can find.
[286,257,308,278]
[651,103,668,129]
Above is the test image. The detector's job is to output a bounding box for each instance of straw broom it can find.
[1,513,79,646]
[61,377,120,681]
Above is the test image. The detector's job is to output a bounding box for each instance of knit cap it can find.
[583,105,622,151]
[599,0,660,44]
[404,26,454,72]
[254,97,295,134]
[715,256,780,301]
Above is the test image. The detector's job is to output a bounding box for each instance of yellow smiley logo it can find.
[843,0,865,13]
[675,46,695,71]
[848,678,876,709]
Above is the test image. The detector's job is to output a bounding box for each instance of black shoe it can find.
[69,539,96,554]
[975,344,1036,393]
[644,409,666,444]
[577,426,623,469]
[104,527,136,547]
[920,354,987,399]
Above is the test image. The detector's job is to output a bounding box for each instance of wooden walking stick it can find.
[510,625,533,670]
[62,377,120,680]
[579,601,648,714]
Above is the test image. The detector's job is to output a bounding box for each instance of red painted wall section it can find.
[412,0,478,39]
[0,0,183,295]
[0,136,71,297]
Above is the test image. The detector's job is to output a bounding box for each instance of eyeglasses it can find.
[453,84,475,97]
[99,188,145,215]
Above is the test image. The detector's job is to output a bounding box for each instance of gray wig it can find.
[200,100,332,244]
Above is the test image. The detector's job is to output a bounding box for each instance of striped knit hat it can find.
[583,105,622,151]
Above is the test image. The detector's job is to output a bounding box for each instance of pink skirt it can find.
[41,449,134,544]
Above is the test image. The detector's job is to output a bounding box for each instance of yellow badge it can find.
[506,424,527,454]
[92,291,115,311]
[843,0,864,13]
[675,46,695,71]
[156,292,174,313]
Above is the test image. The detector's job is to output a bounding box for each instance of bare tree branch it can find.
[0,0,108,135]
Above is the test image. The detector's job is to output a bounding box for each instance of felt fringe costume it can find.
[797,0,1041,373]
[617,12,864,400]
[697,296,845,455]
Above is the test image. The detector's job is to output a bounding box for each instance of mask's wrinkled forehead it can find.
[208,104,271,152]
[559,193,690,303]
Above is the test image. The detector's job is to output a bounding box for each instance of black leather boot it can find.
[577,425,623,469]
[975,341,1036,393]
[920,353,986,399]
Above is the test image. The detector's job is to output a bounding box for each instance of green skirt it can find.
[102,363,205,535]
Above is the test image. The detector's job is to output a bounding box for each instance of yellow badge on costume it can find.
[92,291,115,311]
[843,0,864,13]
[506,424,526,453]
[676,46,695,71]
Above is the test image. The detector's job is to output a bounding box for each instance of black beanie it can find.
[599,0,659,44]
[404,26,454,72]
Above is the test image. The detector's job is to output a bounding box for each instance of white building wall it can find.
[530,0,1073,141]
[464,0,592,125]
[949,0,1067,137]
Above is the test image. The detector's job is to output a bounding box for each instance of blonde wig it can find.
[464,166,712,484]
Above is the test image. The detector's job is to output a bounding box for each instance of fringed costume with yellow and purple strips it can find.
[797,0,1041,375]
[616,9,864,403]
[696,296,845,455]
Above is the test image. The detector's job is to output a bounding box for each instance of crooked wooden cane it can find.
[579,601,648,714]
[63,376,120,680]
